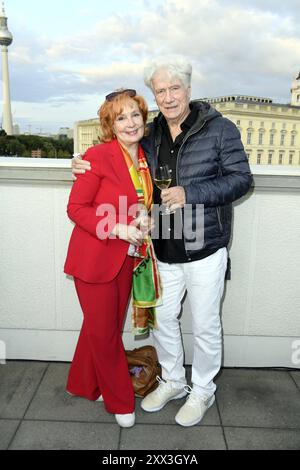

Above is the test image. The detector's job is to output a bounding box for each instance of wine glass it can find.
[154,165,174,215]
[128,206,149,258]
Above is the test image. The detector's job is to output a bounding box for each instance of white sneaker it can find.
[175,386,215,427]
[115,412,135,428]
[141,377,187,412]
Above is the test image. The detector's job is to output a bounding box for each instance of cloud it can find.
[46,44,91,59]
[5,0,300,131]
[222,0,300,20]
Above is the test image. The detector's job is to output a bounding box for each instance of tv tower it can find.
[0,1,13,135]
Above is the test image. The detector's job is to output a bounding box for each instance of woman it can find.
[64,89,160,428]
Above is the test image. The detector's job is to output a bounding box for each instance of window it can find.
[247,132,252,145]
[280,133,285,146]
[246,153,250,159]
[249,121,253,127]
[270,133,274,145]
[257,153,262,165]
[81,132,92,139]
[268,153,273,165]
[291,134,295,146]
[279,153,284,165]
[237,120,240,125]
[289,154,294,165]
[259,132,264,145]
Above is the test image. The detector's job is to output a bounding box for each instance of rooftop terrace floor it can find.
[1,362,300,450]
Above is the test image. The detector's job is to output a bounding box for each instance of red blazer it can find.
[64,139,138,283]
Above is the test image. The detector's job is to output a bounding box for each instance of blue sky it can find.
[2,0,300,134]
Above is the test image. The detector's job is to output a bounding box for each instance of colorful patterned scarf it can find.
[120,143,162,336]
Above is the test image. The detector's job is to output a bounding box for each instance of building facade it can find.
[58,127,74,140]
[202,94,300,166]
[74,119,102,155]
[74,74,300,166]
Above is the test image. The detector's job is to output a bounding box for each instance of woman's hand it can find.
[71,153,91,181]
[135,213,155,236]
[111,223,144,246]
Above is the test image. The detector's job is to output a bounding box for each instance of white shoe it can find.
[175,386,215,427]
[115,412,135,428]
[141,377,187,412]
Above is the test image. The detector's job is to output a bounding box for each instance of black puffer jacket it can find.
[141,101,253,255]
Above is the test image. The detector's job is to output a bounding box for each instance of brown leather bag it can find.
[125,345,162,398]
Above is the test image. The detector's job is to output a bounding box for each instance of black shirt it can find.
[152,105,218,263]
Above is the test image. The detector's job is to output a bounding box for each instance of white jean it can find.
[153,247,228,398]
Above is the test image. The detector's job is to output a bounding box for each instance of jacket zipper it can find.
[216,165,224,234]
[176,121,207,257]
[176,121,207,186]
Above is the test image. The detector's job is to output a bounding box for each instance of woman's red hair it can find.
[98,92,148,143]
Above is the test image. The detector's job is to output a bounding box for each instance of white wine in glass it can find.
[154,177,172,190]
[154,165,174,215]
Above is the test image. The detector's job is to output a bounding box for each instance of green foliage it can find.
[0,134,74,158]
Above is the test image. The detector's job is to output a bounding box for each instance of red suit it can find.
[64,139,138,414]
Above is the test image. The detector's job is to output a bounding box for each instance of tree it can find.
[57,149,70,159]
[0,136,8,155]
[0,133,74,158]
[7,139,26,156]
[42,141,56,158]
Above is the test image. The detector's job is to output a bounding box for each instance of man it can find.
[72,57,253,427]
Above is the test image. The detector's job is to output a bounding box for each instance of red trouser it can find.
[66,256,135,414]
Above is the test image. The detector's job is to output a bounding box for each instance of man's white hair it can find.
[144,55,193,91]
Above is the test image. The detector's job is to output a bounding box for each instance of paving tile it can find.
[120,424,226,450]
[135,395,220,426]
[290,371,300,390]
[0,420,20,450]
[8,420,120,450]
[25,363,115,423]
[224,426,300,450]
[0,361,48,419]
[2,362,299,451]
[25,363,218,425]
[216,369,300,428]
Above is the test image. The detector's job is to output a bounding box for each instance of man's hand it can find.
[71,153,91,181]
[161,186,186,211]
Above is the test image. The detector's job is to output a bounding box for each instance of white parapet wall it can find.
[0,157,300,367]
